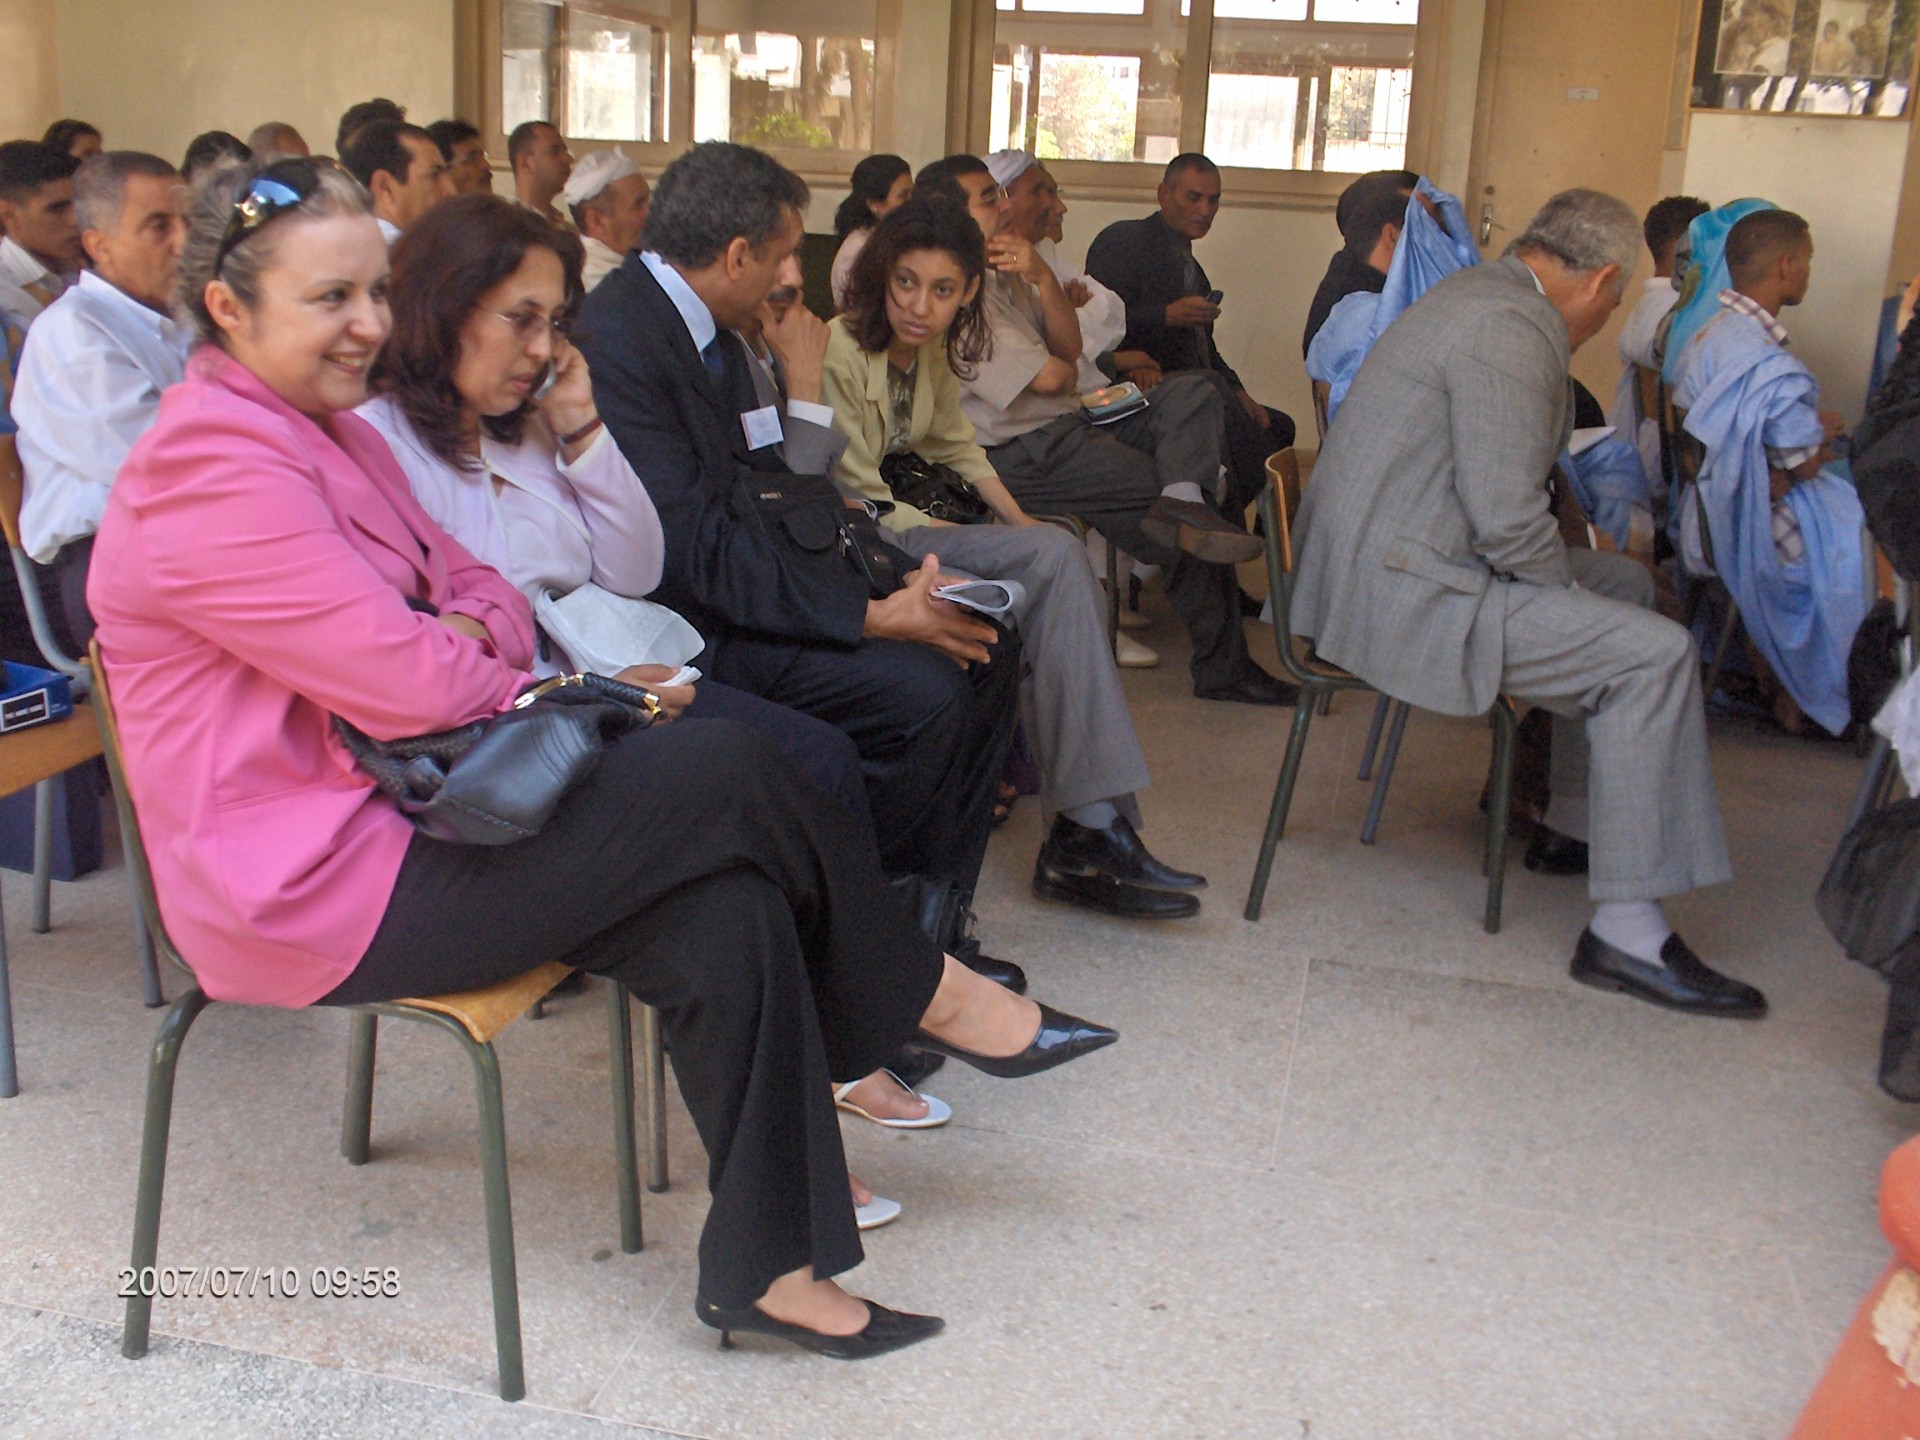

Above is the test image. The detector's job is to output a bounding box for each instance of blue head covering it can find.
[1659,197,1777,384]
[1372,176,1479,340]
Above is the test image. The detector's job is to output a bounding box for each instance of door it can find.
[1465,0,1692,397]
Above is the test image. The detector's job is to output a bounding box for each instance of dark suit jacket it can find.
[574,255,879,679]
[1084,213,1243,392]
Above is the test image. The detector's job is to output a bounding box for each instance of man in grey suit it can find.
[1292,189,1764,1019]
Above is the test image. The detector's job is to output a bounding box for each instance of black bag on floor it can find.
[1816,796,1920,973]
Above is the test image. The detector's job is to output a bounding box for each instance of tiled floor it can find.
[0,606,1908,1439]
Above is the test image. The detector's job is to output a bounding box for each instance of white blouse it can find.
[356,393,667,675]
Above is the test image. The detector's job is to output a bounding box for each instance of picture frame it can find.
[1692,0,1918,116]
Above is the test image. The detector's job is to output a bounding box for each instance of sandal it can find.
[833,1069,952,1129]
[990,780,1019,829]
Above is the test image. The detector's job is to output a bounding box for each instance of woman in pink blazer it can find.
[88,158,1114,1358]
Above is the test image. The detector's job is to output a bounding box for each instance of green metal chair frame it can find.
[92,644,657,1402]
[1243,449,1517,935]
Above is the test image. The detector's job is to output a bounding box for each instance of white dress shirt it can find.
[377,217,403,248]
[14,270,191,561]
[1607,277,1684,493]
[0,235,70,334]
[582,236,623,292]
[355,393,666,677]
[1038,237,1127,392]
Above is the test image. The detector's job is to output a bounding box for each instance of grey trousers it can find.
[897,521,1150,823]
[983,373,1249,689]
[1502,549,1732,903]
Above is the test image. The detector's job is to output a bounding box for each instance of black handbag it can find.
[334,672,661,845]
[1816,796,1920,972]
[879,451,992,525]
[735,468,909,600]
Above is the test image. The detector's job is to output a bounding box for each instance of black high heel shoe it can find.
[695,1295,944,1359]
[912,1002,1117,1079]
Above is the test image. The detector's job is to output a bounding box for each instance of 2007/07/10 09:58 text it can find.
[115,1266,401,1299]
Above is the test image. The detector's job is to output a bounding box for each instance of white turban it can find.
[562,147,641,208]
[984,149,1036,190]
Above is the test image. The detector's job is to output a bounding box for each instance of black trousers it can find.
[714,626,1022,895]
[50,536,94,654]
[319,718,944,1309]
[1191,369,1296,522]
[683,678,873,840]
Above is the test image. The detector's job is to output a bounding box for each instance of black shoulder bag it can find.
[334,672,662,845]
[879,451,991,525]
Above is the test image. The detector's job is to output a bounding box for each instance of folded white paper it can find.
[534,584,705,676]
[934,578,1026,617]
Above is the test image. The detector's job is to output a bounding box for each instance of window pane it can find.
[501,0,676,143]
[692,10,879,151]
[502,0,556,134]
[990,2,1186,162]
[1206,0,1416,171]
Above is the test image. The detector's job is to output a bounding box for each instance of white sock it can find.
[1590,901,1671,965]
[1063,800,1121,830]
[1161,481,1205,505]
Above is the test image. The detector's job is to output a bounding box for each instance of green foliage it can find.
[1036,55,1136,163]
[738,108,834,150]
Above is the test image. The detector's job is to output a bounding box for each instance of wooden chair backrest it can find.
[1264,448,1304,575]
[88,640,175,970]
[1310,381,1331,444]
[0,324,22,552]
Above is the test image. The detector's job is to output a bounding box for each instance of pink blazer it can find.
[90,348,537,1006]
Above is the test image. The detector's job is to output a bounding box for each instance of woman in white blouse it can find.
[359,195,948,1217]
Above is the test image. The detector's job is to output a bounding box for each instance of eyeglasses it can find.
[480,307,572,345]
[213,158,325,274]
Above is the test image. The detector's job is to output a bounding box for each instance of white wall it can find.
[1680,112,1912,422]
[0,0,61,142]
[55,0,455,166]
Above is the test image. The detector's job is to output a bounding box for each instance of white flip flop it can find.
[855,1193,902,1231]
[833,1069,953,1129]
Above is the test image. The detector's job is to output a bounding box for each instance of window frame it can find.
[950,0,1450,207]
[469,0,903,185]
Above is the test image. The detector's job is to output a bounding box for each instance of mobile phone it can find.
[1206,289,1224,305]
[531,362,556,402]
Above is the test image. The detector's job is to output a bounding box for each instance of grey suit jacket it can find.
[738,336,850,479]
[1290,256,1574,717]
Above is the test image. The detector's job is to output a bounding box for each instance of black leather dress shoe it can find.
[914,1002,1118,1078]
[1032,865,1201,919]
[1569,929,1768,1018]
[1523,827,1589,877]
[1039,814,1207,891]
[696,1295,943,1359]
[1141,497,1263,565]
[1194,667,1300,707]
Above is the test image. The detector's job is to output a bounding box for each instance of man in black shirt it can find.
[1084,153,1294,520]
[1301,169,1417,357]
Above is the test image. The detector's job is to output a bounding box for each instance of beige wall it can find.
[55,0,456,165]
[0,0,60,142]
[1680,112,1912,422]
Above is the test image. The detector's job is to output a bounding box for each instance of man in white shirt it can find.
[0,141,83,335]
[340,121,452,246]
[14,151,190,645]
[988,150,1127,394]
[563,149,651,292]
[509,122,574,228]
[1608,195,1708,490]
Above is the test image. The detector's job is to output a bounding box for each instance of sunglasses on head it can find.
[213,158,331,274]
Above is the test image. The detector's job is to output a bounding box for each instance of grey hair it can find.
[176,159,371,346]
[73,151,180,234]
[1506,188,1642,288]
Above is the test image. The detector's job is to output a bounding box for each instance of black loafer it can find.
[1194,667,1300,707]
[1032,864,1202,919]
[1570,929,1767,1018]
[1523,827,1589,877]
[1038,814,1207,891]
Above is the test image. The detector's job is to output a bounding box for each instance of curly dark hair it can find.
[841,196,989,379]
[833,153,910,239]
[372,194,585,470]
[643,142,808,269]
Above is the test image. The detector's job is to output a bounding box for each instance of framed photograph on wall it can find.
[1693,0,1918,115]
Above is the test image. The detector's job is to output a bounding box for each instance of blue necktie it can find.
[701,335,729,385]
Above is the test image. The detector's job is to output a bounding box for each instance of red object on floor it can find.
[1790,1136,1920,1437]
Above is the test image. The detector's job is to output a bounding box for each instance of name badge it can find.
[741,404,784,451]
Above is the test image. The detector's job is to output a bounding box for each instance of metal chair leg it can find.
[30,776,52,934]
[135,910,163,1009]
[1245,694,1318,922]
[1702,591,1742,705]
[1847,732,1898,833]
[340,1012,377,1166]
[458,1033,525,1401]
[1106,542,1121,659]
[1484,704,1516,935]
[0,882,14,1098]
[1360,701,1411,845]
[605,978,642,1254]
[1316,691,1333,716]
[122,986,212,1359]
[1357,694,1391,780]
[641,1003,668,1193]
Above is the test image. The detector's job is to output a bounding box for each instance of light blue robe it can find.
[1660,199,1777,386]
[1306,178,1478,421]
[1561,434,1650,551]
[1673,309,1867,735]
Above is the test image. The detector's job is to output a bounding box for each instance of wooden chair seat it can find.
[397,961,575,1045]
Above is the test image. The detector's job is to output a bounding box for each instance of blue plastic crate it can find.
[0,662,73,734]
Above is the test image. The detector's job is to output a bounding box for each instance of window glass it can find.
[502,0,677,143]
[990,0,1186,162]
[691,13,879,151]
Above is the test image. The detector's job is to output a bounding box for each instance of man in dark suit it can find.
[574,141,1025,988]
[1084,152,1295,518]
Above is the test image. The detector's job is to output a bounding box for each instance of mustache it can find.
[765,285,800,308]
